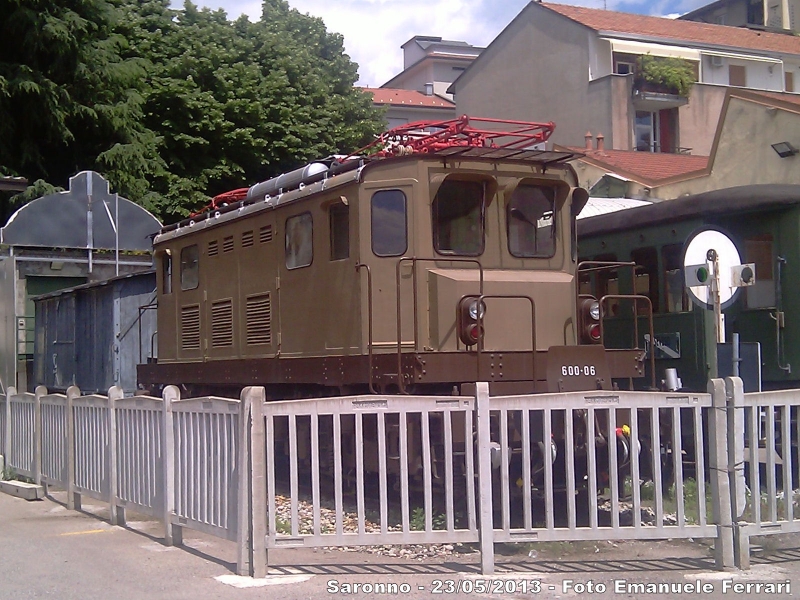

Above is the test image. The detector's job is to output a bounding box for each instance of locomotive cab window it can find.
[329,203,349,260]
[371,189,407,257]
[507,184,556,258]
[161,251,172,294]
[433,179,485,256]
[285,212,313,269]
[180,245,199,290]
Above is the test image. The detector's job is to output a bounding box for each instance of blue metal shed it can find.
[33,271,157,395]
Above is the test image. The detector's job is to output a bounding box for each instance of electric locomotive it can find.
[137,116,646,398]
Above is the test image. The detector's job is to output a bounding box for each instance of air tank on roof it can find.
[246,162,329,201]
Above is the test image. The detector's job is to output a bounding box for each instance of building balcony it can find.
[632,78,690,112]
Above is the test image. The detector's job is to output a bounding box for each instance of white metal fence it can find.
[0,384,253,576]
[729,380,800,568]
[1,377,795,576]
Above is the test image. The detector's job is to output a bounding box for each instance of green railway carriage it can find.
[577,184,800,391]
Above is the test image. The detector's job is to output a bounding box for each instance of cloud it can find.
[174,0,702,87]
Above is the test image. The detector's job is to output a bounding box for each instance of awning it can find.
[700,50,781,64]
[603,38,701,61]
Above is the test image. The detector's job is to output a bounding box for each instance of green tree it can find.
[0,0,385,224]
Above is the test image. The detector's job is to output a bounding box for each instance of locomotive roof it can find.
[156,148,581,245]
[578,184,800,238]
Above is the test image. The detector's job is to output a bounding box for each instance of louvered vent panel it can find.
[181,305,201,351]
[259,225,273,244]
[208,240,219,257]
[246,294,271,345]
[211,299,234,347]
[223,236,234,253]
[242,230,254,248]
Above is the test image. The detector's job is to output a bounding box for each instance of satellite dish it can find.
[682,227,743,310]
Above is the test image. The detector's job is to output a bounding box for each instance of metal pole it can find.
[115,193,119,276]
[732,332,740,378]
[87,175,93,274]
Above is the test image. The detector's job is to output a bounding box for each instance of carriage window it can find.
[371,190,407,257]
[180,245,199,290]
[631,247,659,313]
[507,184,556,258]
[162,252,172,294]
[285,212,313,269]
[329,203,349,260]
[433,179,484,256]
[593,253,619,316]
[745,235,775,308]
[663,244,688,313]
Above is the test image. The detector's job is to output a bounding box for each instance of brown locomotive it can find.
[137,117,645,399]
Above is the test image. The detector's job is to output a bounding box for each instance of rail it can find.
[599,293,656,389]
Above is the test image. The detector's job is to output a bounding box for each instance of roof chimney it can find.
[424,82,434,96]
[596,133,605,152]
[584,131,593,151]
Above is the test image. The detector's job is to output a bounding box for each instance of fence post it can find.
[34,386,46,486]
[66,386,80,511]
[162,385,180,546]
[108,386,124,526]
[250,387,267,577]
[475,382,494,575]
[4,386,13,474]
[725,377,748,569]
[708,378,734,569]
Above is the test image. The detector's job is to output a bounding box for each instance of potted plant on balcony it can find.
[635,55,696,97]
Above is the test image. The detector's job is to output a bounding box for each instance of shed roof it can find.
[1,171,162,250]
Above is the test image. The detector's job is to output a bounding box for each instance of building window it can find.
[616,61,635,75]
[371,190,407,257]
[747,0,764,26]
[729,64,747,87]
[507,184,556,258]
[786,71,795,93]
[329,203,349,260]
[635,111,656,152]
[433,179,485,256]
[180,245,199,290]
[161,252,172,294]
[285,212,313,269]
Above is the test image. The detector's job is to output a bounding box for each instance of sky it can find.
[171,0,714,87]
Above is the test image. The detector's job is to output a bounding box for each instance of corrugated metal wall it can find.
[34,271,156,395]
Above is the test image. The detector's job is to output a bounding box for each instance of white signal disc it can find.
[683,228,743,310]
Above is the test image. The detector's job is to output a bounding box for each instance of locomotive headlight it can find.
[468,299,487,321]
[589,301,600,321]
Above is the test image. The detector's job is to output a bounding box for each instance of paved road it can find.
[1,490,799,599]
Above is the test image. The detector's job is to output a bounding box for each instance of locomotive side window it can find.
[329,203,349,260]
[371,190,407,257]
[630,247,659,313]
[507,184,556,258]
[180,245,199,290]
[161,252,172,295]
[663,244,688,313]
[433,180,484,256]
[285,212,313,269]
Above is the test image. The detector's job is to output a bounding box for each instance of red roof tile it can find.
[366,88,455,108]
[542,3,800,56]
[566,147,710,184]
